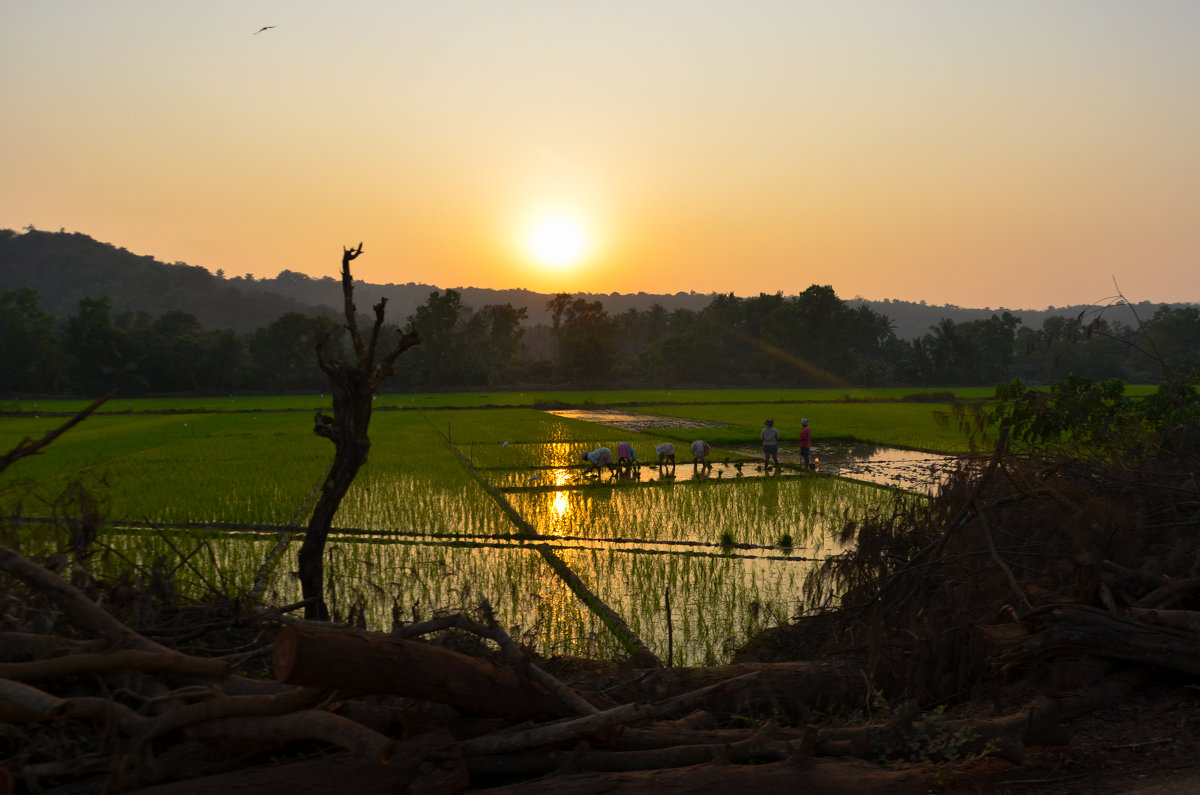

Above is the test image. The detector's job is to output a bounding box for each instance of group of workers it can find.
[580,418,812,475]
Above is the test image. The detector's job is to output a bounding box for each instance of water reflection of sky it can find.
[486,443,962,494]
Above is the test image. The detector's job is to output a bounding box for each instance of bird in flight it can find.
[254,25,276,35]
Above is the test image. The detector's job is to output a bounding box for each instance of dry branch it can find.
[992,605,1200,676]
[272,623,572,720]
[0,648,230,681]
[0,542,167,653]
[183,710,396,763]
[0,391,112,474]
[480,756,929,794]
[0,677,70,721]
[1126,607,1200,634]
[459,672,759,756]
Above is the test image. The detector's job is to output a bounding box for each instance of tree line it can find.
[2,284,1198,397]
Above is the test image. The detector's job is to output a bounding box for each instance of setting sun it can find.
[525,215,589,270]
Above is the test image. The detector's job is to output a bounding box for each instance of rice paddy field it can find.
[1,389,985,665]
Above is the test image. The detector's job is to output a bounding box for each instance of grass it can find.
[0,387,1024,665]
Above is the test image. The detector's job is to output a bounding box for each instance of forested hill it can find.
[0,229,333,333]
[0,228,1185,340]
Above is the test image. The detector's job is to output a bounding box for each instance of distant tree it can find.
[0,287,62,393]
[548,294,614,382]
[248,312,343,392]
[405,289,475,386]
[61,296,143,394]
[466,302,528,385]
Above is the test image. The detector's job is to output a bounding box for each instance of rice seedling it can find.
[0,389,958,666]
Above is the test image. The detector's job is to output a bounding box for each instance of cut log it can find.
[467,720,803,776]
[991,605,1200,676]
[0,677,69,721]
[0,631,98,662]
[0,543,167,653]
[0,648,229,681]
[1126,607,1200,634]
[271,623,571,720]
[121,731,463,794]
[816,699,1066,765]
[182,711,396,763]
[479,756,928,794]
[613,659,872,724]
[459,672,759,756]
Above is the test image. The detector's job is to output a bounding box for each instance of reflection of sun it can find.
[525,214,589,270]
[552,491,569,520]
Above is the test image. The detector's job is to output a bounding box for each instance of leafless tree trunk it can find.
[298,243,419,620]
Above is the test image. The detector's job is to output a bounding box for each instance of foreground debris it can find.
[0,541,939,792]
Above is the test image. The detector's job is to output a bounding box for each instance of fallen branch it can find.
[272,623,572,720]
[0,543,168,653]
[0,648,230,682]
[1126,607,1200,634]
[459,672,759,756]
[183,710,396,763]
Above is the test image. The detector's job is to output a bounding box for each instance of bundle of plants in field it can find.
[757,372,1200,707]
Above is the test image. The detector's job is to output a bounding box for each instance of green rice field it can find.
[2,389,978,665]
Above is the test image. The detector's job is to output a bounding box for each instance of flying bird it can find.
[254,25,276,35]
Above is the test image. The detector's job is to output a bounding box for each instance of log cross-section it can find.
[271,624,571,720]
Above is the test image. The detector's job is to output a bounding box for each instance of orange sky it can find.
[3,1,1199,309]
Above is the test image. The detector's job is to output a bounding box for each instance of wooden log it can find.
[0,631,97,662]
[0,543,168,653]
[815,699,1066,765]
[991,605,1200,676]
[0,677,69,721]
[467,720,801,776]
[127,731,462,793]
[1126,607,1200,634]
[459,672,759,756]
[616,659,871,724]
[0,648,229,681]
[478,756,928,794]
[182,711,396,763]
[1132,576,1200,609]
[271,623,571,720]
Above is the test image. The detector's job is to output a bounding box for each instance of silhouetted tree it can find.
[299,243,419,621]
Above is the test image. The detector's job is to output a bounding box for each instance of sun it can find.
[525,214,589,269]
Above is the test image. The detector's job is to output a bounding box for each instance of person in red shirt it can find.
[799,418,813,469]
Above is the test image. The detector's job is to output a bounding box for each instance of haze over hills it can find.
[1,229,1187,340]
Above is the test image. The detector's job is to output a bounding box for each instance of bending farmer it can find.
[581,446,614,474]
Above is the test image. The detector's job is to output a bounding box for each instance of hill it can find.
[1,228,1189,339]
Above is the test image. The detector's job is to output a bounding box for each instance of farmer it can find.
[655,442,676,470]
[799,418,813,469]
[581,446,614,474]
[690,439,712,469]
[761,418,780,469]
[616,441,636,474]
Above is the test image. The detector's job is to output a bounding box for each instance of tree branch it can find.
[0,391,113,475]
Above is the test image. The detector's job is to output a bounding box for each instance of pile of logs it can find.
[2,540,1083,794]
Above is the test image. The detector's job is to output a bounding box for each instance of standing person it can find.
[581,446,613,474]
[616,441,636,474]
[761,419,780,469]
[799,418,813,469]
[690,439,711,469]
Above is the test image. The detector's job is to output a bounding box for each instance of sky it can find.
[3,1,1199,310]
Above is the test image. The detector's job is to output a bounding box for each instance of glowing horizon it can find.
[2,2,1198,309]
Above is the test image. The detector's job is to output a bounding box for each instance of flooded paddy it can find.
[542,408,961,493]
[1,400,952,667]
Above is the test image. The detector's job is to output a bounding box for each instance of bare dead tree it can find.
[298,243,419,620]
